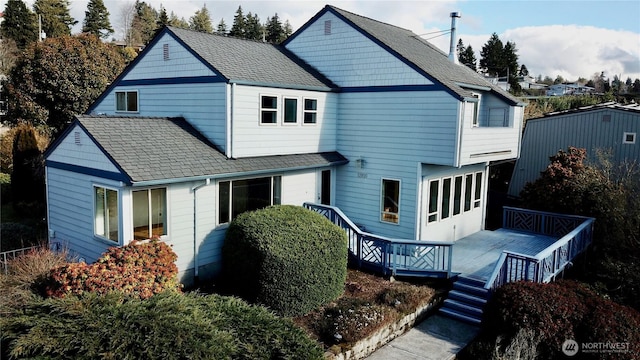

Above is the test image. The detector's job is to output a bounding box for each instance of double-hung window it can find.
[260,95,278,124]
[132,188,167,240]
[116,91,138,112]
[218,176,282,224]
[94,186,119,242]
[469,93,480,127]
[427,180,439,223]
[303,98,317,124]
[381,179,400,224]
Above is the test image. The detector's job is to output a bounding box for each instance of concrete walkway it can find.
[366,315,479,360]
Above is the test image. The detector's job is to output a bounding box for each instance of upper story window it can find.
[132,188,167,240]
[116,91,138,112]
[260,95,278,124]
[218,176,281,224]
[283,97,298,124]
[623,132,636,144]
[470,93,480,127]
[304,98,317,124]
[94,186,119,243]
[381,178,400,224]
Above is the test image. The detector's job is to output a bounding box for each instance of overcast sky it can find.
[5,0,640,82]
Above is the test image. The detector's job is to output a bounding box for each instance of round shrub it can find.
[222,205,348,316]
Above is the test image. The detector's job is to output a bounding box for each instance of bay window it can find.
[94,186,119,242]
[132,188,167,240]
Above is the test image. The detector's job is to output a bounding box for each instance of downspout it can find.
[192,179,211,283]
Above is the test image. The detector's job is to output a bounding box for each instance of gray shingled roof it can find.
[167,27,335,90]
[75,115,347,184]
[327,6,521,105]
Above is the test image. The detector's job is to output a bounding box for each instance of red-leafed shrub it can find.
[480,280,640,360]
[46,238,180,299]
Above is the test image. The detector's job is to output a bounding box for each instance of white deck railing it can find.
[304,203,453,278]
[485,207,595,290]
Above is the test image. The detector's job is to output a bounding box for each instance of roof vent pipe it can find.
[448,12,461,64]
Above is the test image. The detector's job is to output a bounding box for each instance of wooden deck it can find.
[451,229,557,283]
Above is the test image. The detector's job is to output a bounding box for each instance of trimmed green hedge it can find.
[0,292,323,360]
[222,205,348,316]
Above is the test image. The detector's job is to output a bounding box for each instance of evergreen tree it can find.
[168,11,189,29]
[633,79,640,94]
[457,39,477,71]
[456,39,465,60]
[189,5,213,33]
[11,123,45,212]
[131,1,157,44]
[282,19,292,39]
[229,6,245,38]
[33,0,77,38]
[216,18,227,35]
[503,41,520,92]
[479,33,505,76]
[244,12,262,40]
[0,0,38,49]
[265,13,284,43]
[519,64,529,77]
[157,6,169,28]
[82,0,113,39]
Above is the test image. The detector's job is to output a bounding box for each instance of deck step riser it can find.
[448,290,487,307]
[442,299,483,317]
[455,276,487,288]
[439,308,481,325]
[452,282,489,298]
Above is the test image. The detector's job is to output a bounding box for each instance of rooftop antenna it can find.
[448,12,461,64]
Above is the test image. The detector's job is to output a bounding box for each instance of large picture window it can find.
[381,179,400,224]
[116,91,138,112]
[260,95,278,124]
[94,186,119,242]
[218,176,282,224]
[132,188,167,240]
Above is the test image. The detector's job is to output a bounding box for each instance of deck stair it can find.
[439,276,489,326]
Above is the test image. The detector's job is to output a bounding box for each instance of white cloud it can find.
[11,0,639,82]
[451,25,640,82]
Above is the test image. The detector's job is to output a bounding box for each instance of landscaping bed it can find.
[293,269,443,358]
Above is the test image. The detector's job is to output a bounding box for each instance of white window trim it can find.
[131,187,168,240]
[623,132,636,144]
[303,97,318,126]
[380,178,401,225]
[216,175,282,226]
[259,94,279,126]
[115,90,139,113]
[93,184,120,244]
[282,96,299,125]
[427,179,439,223]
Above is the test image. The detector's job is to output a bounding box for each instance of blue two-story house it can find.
[45,5,525,284]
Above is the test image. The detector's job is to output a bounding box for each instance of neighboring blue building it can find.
[45,5,525,283]
[509,102,640,197]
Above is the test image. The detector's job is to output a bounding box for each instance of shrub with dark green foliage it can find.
[222,205,348,317]
[0,291,323,360]
[10,124,45,214]
[0,222,41,251]
[478,280,640,360]
[46,238,180,299]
